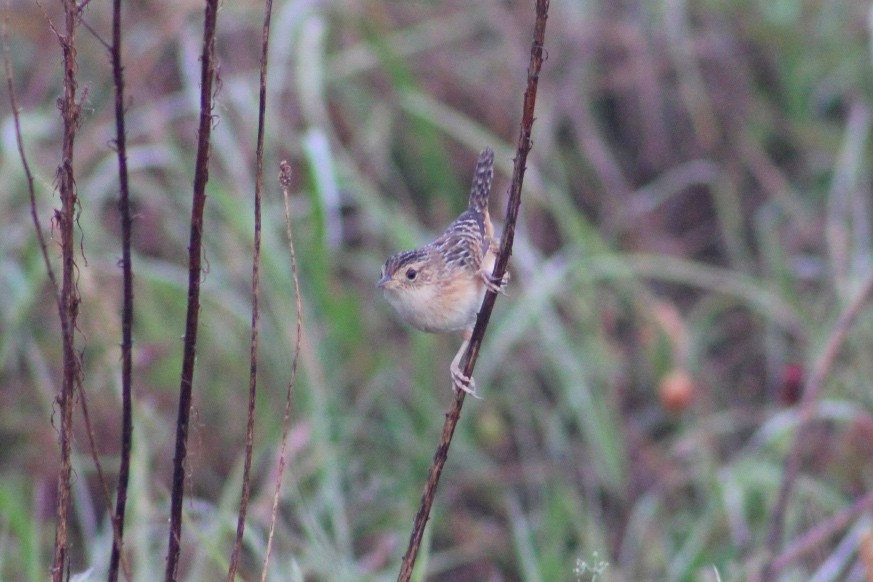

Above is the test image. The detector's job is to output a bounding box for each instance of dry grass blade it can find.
[260,161,303,581]
[772,489,873,574]
[227,1,274,579]
[397,1,550,579]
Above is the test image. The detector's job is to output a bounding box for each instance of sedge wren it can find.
[378,148,506,396]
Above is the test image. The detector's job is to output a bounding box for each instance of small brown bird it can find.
[378,148,506,396]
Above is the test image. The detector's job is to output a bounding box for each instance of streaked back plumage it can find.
[381,148,496,279]
[430,148,495,273]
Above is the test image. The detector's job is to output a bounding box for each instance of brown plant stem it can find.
[4,7,81,580]
[165,0,220,578]
[108,0,134,578]
[227,0,274,579]
[397,1,550,579]
[49,1,83,578]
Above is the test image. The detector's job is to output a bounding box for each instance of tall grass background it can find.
[2,0,873,580]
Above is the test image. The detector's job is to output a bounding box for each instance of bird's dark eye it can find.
[405,268,418,280]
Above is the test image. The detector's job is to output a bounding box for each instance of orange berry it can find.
[659,369,695,413]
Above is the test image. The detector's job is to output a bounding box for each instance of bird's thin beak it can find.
[377,274,390,288]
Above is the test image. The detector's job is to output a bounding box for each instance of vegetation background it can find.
[2,0,873,580]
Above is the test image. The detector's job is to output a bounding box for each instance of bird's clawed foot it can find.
[450,363,481,399]
[480,270,510,295]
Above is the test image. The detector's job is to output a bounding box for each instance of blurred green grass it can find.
[2,0,873,580]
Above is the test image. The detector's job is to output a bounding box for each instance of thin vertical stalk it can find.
[227,0,274,579]
[109,0,134,577]
[165,0,220,578]
[51,0,83,578]
[260,162,303,580]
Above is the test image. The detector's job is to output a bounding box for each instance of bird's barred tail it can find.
[467,148,494,215]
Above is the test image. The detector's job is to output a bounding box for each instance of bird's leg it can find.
[450,330,481,398]
[479,269,510,295]
[480,239,509,295]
